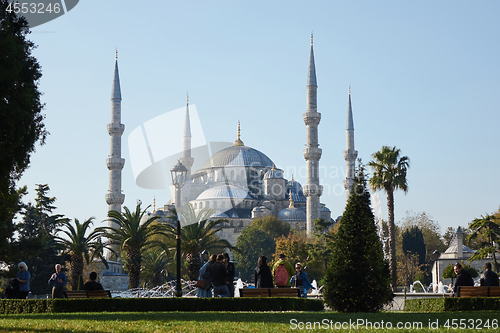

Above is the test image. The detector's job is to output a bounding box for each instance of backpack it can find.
[275,264,288,286]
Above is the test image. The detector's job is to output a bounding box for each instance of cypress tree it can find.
[323,162,393,312]
[402,226,426,266]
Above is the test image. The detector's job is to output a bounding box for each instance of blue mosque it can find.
[107,37,358,247]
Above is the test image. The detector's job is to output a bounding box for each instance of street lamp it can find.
[433,250,441,291]
[170,160,188,297]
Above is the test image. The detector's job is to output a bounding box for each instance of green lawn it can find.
[1,311,500,332]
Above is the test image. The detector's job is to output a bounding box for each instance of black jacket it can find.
[211,262,228,287]
[255,264,274,288]
[480,269,500,286]
[454,268,474,293]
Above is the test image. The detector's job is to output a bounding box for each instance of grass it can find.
[1,311,500,332]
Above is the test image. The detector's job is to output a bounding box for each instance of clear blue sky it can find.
[19,0,500,235]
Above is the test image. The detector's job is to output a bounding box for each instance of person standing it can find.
[48,264,67,298]
[197,254,216,297]
[255,256,274,288]
[223,252,235,297]
[290,262,314,298]
[480,262,499,286]
[452,263,474,297]
[211,254,229,297]
[272,253,294,288]
[16,262,30,299]
[84,272,104,291]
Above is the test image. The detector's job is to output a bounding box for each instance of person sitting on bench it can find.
[84,272,104,291]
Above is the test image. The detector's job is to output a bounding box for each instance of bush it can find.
[323,163,393,312]
[0,297,324,314]
[405,297,500,312]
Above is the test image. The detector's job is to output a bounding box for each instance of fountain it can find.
[234,278,244,297]
[309,280,319,296]
[409,280,427,293]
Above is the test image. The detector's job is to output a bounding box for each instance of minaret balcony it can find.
[343,149,358,160]
[302,112,321,126]
[303,148,322,160]
[105,193,125,205]
[303,184,323,197]
[107,124,125,135]
[107,158,125,170]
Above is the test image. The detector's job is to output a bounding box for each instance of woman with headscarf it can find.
[255,255,274,288]
[16,262,30,299]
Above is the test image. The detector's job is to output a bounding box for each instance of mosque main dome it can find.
[200,145,274,170]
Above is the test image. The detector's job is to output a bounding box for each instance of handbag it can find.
[195,279,206,289]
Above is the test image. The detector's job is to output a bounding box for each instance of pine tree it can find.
[323,162,393,312]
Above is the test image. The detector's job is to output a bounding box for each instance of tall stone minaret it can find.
[302,34,323,236]
[343,87,358,202]
[179,94,194,176]
[105,51,125,229]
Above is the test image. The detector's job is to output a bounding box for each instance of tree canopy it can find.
[323,163,393,312]
[0,0,47,267]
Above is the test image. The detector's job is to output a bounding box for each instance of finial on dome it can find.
[289,191,295,208]
[233,121,244,146]
[153,196,156,213]
[272,164,275,170]
[291,174,294,181]
[186,92,189,104]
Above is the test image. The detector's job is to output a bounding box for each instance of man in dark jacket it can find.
[84,272,104,291]
[452,263,474,297]
[480,262,499,286]
[211,254,229,297]
[223,252,235,297]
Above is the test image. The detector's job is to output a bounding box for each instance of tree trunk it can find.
[70,254,84,291]
[127,249,141,289]
[387,189,397,290]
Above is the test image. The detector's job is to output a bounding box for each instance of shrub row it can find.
[0,297,324,314]
[405,297,500,312]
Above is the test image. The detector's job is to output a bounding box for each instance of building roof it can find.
[199,145,274,170]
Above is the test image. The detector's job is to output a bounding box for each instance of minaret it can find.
[343,86,358,201]
[105,51,125,230]
[179,94,194,176]
[302,34,323,236]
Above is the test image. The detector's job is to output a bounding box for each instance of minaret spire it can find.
[303,36,322,236]
[343,86,358,201]
[179,93,194,176]
[106,53,125,248]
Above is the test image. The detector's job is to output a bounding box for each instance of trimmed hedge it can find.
[405,297,500,312]
[0,297,324,314]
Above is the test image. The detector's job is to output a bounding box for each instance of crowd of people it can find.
[4,258,500,299]
[197,252,315,298]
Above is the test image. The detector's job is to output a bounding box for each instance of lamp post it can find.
[170,160,188,297]
[433,250,441,290]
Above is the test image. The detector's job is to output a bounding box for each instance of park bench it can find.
[64,290,112,298]
[239,288,301,297]
[457,286,500,297]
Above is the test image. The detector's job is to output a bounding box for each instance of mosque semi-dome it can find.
[196,184,253,200]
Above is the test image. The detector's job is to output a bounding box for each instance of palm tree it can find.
[140,250,172,288]
[168,203,233,280]
[55,217,106,291]
[368,146,410,289]
[99,204,171,289]
[467,214,500,271]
